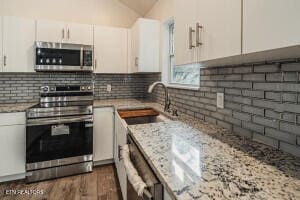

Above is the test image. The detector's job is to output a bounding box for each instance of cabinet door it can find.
[93,107,114,162]
[67,23,93,45]
[197,0,241,61]
[114,113,127,200]
[130,21,139,73]
[243,0,300,54]
[36,19,66,43]
[94,26,128,73]
[174,0,199,66]
[0,17,3,72]
[2,16,35,72]
[138,19,160,72]
[0,124,25,177]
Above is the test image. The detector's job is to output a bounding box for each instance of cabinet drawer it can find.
[0,112,25,126]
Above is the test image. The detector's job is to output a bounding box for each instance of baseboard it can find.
[0,173,25,183]
[93,159,114,167]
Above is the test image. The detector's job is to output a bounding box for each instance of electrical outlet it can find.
[107,84,112,92]
[217,93,224,109]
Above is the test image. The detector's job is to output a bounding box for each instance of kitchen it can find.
[0,0,299,199]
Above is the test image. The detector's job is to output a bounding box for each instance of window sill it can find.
[166,83,200,91]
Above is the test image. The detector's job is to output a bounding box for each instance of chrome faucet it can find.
[148,82,171,112]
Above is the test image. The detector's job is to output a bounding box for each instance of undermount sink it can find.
[118,107,171,125]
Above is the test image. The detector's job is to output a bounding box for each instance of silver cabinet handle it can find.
[62,29,65,40]
[135,57,139,68]
[67,29,70,40]
[189,27,195,49]
[118,145,123,161]
[3,55,7,66]
[80,47,83,69]
[196,23,203,47]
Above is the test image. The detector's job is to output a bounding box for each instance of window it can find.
[168,23,200,87]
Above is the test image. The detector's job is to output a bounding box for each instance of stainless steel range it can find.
[26,85,94,183]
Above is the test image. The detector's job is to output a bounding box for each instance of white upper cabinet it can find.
[197,0,241,61]
[66,23,93,45]
[36,19,93,45]
[174,0,199,66]
[36,20,66,43]
[130,18,160,73]
[174,0,241,65]
[243,0,300,54]
[94,26,128,73]
[2,16,35,72]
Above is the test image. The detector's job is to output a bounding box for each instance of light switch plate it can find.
[217,93,224,109]
[107,84,112,92]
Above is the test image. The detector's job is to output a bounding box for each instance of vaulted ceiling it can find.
[119,0,158,16]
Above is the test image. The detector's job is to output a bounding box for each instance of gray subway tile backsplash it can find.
[0,72,160,103]
[148,61,300,157]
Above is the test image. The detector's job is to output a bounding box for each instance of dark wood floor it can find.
[0,165,122,200]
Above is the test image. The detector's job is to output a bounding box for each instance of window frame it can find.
[167,21,200,89]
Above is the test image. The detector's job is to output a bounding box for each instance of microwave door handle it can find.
[80,47,84,69]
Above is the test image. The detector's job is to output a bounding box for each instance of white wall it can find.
[1,0,141,28]
[145,0,174,82]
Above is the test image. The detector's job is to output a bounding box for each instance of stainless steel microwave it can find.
[35,42,93,72]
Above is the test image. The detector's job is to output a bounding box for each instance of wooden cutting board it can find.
[118,108,159,119]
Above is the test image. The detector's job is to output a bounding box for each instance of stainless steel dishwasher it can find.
[127,134,163,200]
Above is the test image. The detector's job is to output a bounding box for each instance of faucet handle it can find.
[172,109,178,116]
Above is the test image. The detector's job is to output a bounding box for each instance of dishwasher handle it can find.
[143,189,153,200]
[121,144,150,198]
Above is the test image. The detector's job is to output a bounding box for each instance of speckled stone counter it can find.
[0,103,37,113]
[96,99,300,199]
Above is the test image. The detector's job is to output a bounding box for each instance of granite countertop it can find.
[2,98,300,200]
[105,100,300,200]
[0,103,37,113]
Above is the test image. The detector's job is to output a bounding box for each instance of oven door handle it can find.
[27,116,93,126]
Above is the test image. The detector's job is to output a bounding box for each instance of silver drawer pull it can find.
[196,23,203,47]
[189,27,195,49]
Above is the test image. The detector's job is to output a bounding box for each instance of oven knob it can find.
[37,49,42,55]
[40,59,43,64]
[50,87,55,91]
[87,86,92,90]
[52,58,56,64]
[42,86,49,92]
[46,58,50,64]
[59,58,62,64]
[81,86,86,91]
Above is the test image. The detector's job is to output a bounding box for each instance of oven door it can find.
[26,115,93,168]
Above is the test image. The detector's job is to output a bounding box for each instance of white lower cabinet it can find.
[114,112,127,200]
[0,112,26,182]
[93,107,114,164]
